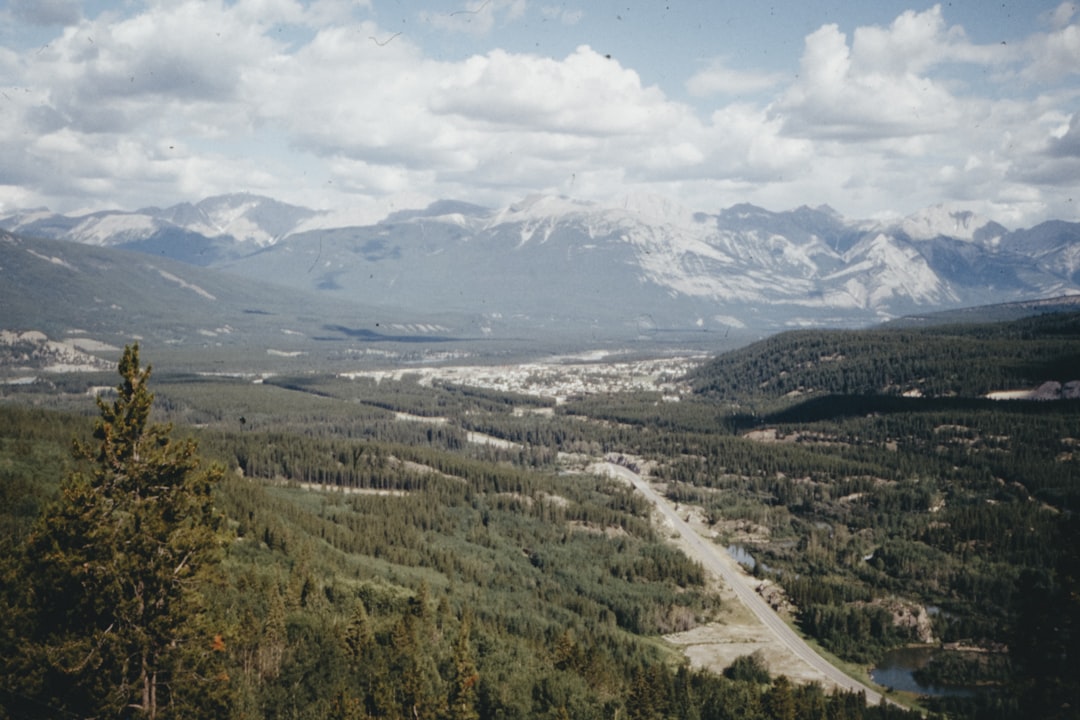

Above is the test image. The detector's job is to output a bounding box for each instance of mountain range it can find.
[3,193,1079,348]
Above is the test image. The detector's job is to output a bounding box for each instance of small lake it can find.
[726,545,757,570]
[870,647,976,697]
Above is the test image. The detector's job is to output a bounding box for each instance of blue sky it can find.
[1,0,1078,227]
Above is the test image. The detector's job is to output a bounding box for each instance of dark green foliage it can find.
[690,312,1080,400]
[3,312,1079,718]
[0,405,88,544]
[1,345,230,719]
[724,651,772,684]
[198,472,913,720]
[799,604,916,664]
[1007,513,1080,720]
[911,651,1010,689]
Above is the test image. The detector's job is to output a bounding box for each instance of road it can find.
[598,462,887,706]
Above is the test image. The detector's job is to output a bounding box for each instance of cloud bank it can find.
[0,1,1077,228]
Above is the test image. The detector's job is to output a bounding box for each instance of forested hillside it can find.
[0,350,925,719]
[2,312,1079,718]
[689,312,1080,401]
[576,313,1080,717]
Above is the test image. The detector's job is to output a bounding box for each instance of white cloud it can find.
[1008,111,1080,187]
[686,58,785,97]
[430,46,679,135]
[1047,1,1078,29]
[1022,15,1080,80]
[25,1,286,121]
[770,6,1080,223]
[774,8,988,141]
[247,23,452,164]
[1050,112,1080,157]
[1,2,1078,227]
[847,5,999,73]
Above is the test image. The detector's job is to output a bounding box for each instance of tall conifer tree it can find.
[10,345,229,719]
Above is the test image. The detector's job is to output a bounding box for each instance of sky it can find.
[1,0,1078,228]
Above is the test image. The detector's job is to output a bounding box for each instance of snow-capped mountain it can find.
[894,204,1007,246]
[0,194,321,265]
[4,193,1079,335]
[147,194,322,247]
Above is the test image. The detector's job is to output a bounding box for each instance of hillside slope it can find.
[0,230,483,370]
[689,310,1080,400]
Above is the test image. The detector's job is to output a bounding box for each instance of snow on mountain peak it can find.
[616,193,699,228]
[483,195,599,245]
[0,208,54,228]
[190,193,318,247]
[72,213,159,245]
[499,194,595,221]
[828,232,956,308]
[8,191,1080,332]
[898,204,996,242]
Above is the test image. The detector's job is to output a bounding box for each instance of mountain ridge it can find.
[4,193,1079,335]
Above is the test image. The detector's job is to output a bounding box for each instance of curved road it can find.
[599,462,887,706]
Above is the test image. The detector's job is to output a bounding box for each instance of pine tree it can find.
[447,612,480,720]
[344,599,374,667]
[9,345,230,719]
[766,675,797,720]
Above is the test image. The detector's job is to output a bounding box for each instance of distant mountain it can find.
[0,229,489,372]
[0,227,307,341]
[886,294,1080,327]
[0,194,321,266]
[894,204,1007,244]
[1001,220,1080,284]
[4,194,1080,335]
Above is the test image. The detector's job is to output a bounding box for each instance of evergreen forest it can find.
[1,312,1078,719]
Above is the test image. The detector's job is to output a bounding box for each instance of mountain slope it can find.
[0,229,487,371]
[689,310,1080,401]
[229,196,1079,332]
[5,194,1080,334]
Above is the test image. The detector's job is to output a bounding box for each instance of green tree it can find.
[724,650,771,684]
[447,612,480,720]
[1010,514,1080,719]
[765,675,797,720]
[6,345,229,719]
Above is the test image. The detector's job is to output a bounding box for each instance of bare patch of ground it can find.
[340,355,705,401]
[743,427,848,447]
[296,483,409,497]
[663,568,827,684]
[390,457,466,482]
[666,622,828,684]
[466,430,522,449]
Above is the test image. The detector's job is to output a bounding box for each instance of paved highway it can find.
[599,462,887,706]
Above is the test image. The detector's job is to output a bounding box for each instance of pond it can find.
[870,647,977,697]
[726,544,757,570]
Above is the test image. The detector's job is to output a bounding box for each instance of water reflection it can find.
[726,545,757,570]
[871,647,976,697]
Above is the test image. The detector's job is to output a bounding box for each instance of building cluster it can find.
[342,355,705,402]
